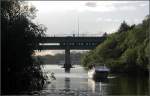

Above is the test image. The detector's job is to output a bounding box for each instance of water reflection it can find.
[42,65,149,96]
[88,78,109,95]
[88,79,95,93]
[64,77,70,91]
[65,68,71,73]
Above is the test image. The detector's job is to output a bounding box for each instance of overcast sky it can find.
[28,1,149,55]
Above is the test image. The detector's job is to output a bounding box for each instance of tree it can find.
[102,32,107,37]
[1,0,47,94]
[81,16,149,76]
[118,21,130,33]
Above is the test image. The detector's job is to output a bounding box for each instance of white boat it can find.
[88,65,110,79]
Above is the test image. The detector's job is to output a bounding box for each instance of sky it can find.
[28,1,149,55]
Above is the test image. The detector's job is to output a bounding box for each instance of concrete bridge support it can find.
[64,48,72,71]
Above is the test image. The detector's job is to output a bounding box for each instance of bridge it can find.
[38,36,106,71]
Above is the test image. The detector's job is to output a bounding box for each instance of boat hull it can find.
[88,70,109,80]
[88,65,110,80]
[93,71,109,79]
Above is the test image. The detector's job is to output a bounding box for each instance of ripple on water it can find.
[40,65,149,96]
[39,89,104,96]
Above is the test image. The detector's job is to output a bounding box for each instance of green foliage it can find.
[121,48,137,68]
[81,16,150,75]
[118,21,130,33]
[1,0,47,94]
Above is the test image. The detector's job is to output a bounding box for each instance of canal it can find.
[32,65,149,96]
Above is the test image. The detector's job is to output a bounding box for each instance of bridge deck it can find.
[38,36,106,50]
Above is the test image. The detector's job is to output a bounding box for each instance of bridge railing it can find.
[45,34,103,37]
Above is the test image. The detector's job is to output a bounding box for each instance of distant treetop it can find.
[118,21,130,33]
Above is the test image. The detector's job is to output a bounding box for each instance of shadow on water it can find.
[65,68,71,73]
[93,78,109,83]
[64,78,71,92]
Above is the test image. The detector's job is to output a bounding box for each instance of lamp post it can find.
[77,15,79,37]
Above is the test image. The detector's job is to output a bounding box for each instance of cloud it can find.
[97,18,120,22]
[119,6,137,11]
[85,2,97,7]
[29,1,148,13]
[138,3,149,7]
[97,17,102,21]
[81,1,140,12]
[133,18,143,23]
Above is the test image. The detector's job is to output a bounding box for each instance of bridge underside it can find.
[38,45,96,50]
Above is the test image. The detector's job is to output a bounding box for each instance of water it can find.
[35,65,149,96]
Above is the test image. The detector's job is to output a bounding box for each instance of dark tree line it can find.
[1,0,47,94]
